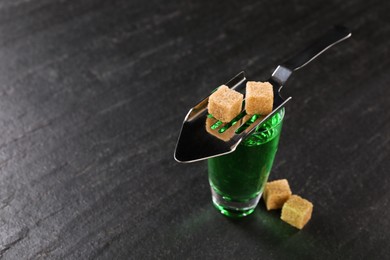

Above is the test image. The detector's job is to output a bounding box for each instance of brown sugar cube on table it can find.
[281,195,313,229]
[207,85,243,122]
[263,179,292,210]
[245,81,274,115]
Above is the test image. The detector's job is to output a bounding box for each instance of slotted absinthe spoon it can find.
[174,26,351,163]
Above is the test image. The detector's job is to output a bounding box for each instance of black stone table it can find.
[0,0,389,259]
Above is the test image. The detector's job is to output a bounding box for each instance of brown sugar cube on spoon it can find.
[245,81,274,115]
[208,85,243,122]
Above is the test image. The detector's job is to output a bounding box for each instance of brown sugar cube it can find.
[281,195,313,229]
[263,179,292,210]
[208,85,243,122]
[245,81,274,115]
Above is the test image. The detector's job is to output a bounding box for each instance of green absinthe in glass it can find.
[208,108,285,217]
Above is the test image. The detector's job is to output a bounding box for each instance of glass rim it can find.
[253,107,285,134]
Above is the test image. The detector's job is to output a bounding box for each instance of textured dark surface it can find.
[0,0,389,259]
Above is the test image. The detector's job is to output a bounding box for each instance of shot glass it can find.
[207,108,285,217]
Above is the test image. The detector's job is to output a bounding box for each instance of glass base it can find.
[210,188,261,218]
